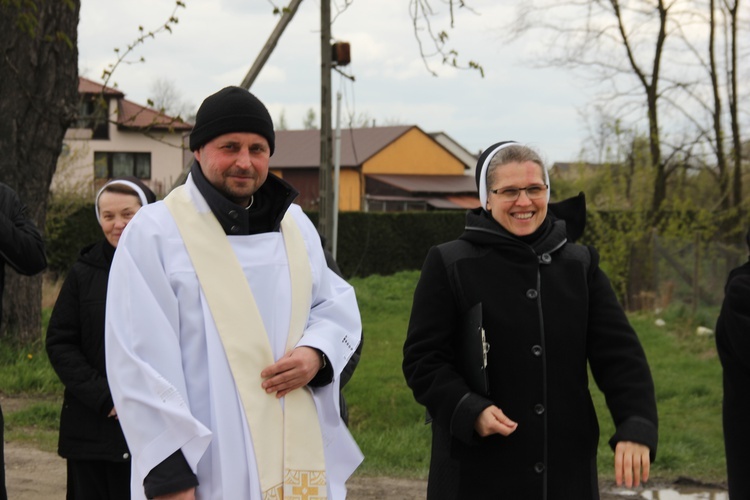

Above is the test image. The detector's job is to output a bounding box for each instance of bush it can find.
[45,197,101,278]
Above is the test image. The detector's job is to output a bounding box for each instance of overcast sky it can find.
[78,0,593,164]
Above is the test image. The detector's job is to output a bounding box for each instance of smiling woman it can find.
[403,141,659,499]
[483,145,549,237]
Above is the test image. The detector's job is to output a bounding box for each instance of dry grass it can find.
[41,273,64,310]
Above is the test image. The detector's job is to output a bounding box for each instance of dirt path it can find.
[4,441,429,500]
[4,441,729,500]
[6,442,66,499]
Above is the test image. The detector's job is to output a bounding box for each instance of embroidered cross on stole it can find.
[165,185,327,499]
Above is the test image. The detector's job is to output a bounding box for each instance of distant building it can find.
[269,125,479,211]
[53,77,193,197]
[429,131,478,176]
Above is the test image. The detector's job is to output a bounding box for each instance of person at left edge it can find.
[0,182,47,500]
[46,177,156,500]
[105,86,363,499]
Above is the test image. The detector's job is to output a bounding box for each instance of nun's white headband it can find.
[95,180,150,223]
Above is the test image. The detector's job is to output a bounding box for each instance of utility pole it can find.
[318,0,334,251]
[171,1,305,190]
[240,0,304,90]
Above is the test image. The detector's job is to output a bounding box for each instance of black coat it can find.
[403,208,658,499]
[46,240,130,462]
[0,183,47,326]
[715,257,750,499]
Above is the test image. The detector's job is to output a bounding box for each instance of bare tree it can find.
[723,0,743,208]
[277,109,289,131]
[0,0,79,343]
[504,0,675,212]
[149,77,195,121]
[504,0,747,213]
[303,108,318,129]
[657,0,745,210]
[409,0,484,77]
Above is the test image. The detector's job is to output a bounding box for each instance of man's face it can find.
[194,132,271,206]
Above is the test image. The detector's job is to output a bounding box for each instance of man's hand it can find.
[614,441,650,488]
[155,487,196,500]
[261,347,323,398]
[474,405,518,437]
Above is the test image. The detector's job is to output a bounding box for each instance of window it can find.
[76,95,109,139]
[94,152,151,180]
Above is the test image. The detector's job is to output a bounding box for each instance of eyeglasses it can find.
[489,184,548,202]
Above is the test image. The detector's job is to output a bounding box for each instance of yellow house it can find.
[269,125,479,211]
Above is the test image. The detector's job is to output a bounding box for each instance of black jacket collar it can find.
[461,208,568,256]
[79,240,116,270]
[190,160,299,235]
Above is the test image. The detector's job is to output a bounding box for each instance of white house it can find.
[53,77,193,197]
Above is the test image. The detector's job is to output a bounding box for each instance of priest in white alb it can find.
[105,86,363,500]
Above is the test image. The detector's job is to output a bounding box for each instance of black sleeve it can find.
[0,185,47,275]
[585,247,658,460]
[307,351,334,387]
[403,247,492,445]
[143,450,199,499]
[718,275,750,370]
[45,266,113,415]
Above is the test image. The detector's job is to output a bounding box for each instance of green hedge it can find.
[43,199,467,279]
[45,199,103,278]
[312,211,466,278]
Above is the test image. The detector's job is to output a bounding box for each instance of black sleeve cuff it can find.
[307,349,334,387]
[609,415,659,462]
[143,450,199,498]
[308,360,334,387]
[449,392,494,445]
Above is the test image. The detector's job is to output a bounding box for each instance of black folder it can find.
[425,302,491,424]
[458,302,490,396]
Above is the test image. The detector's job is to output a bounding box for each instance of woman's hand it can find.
[474,405,518,437]
[614,441,650,487]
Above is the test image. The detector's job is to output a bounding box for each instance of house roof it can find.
[78,76,123,97]
[367,174,478,195]
[269,126,415,168]
[429,131,478,170]
[117,99,193,132]
[78,76,193,132]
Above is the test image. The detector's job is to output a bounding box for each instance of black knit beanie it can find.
[189,86,275,155]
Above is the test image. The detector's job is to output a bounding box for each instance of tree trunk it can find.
[0,0,80,344]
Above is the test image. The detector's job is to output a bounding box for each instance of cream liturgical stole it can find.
[165,186,327,500]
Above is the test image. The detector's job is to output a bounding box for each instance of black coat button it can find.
[540,253,552,264]
[526,289,538,299]
[532,345,542,357]
[534,462,545,473]
[534,404,545,415]
[230,225,240,233]
[228,210,239,220]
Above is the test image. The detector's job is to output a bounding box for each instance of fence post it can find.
[693,231,700,314]
[652,228,659,309]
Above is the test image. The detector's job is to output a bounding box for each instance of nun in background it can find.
[46,177,156,500]
[403,141,658,499]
